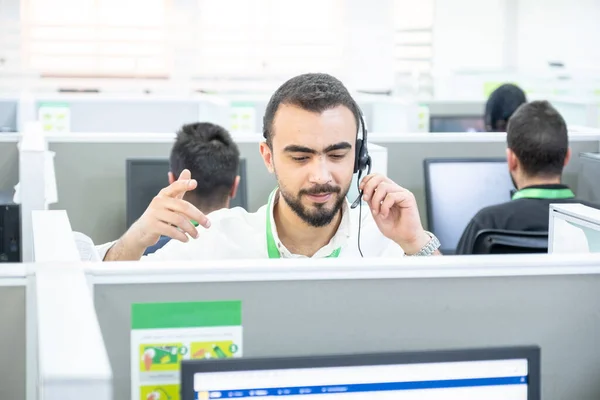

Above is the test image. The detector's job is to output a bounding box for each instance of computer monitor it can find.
[181,346,540,400]
[424,158,514,254]
[430,116,485,133]
[126,158,248,228]
[577,153,600,204]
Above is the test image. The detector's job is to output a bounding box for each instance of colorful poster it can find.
[131,301,243,400]
[230,102,256,134]
[38,102,70,133]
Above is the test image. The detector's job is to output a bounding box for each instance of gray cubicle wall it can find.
[49,141,275,244]
[0,140,19,191]
[94,269,600,400]
[0,100,18,132]
[49,138,599,244]
[0,284,27,400]
[37,99,202,133]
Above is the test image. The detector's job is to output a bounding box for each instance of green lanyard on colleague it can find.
[511,188,575,200]
[265,189,341,259]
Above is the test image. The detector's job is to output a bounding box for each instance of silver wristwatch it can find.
[408,231,441,256]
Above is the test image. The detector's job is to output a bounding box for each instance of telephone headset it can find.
[352,109,372,257]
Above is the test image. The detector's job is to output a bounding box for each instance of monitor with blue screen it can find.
[181,347,539,400]
[424,158,515,254]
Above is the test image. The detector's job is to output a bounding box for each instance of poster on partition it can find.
[131,301,243,400]
[38,102,71,133]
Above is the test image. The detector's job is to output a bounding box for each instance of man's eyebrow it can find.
[283,145,317,154]
[324,142,352,152]
[283,142,352,154]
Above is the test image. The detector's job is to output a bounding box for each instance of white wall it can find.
[517,0,600,71]
[433,0,507,72]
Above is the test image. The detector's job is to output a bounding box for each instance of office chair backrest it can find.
[471,229,549,255]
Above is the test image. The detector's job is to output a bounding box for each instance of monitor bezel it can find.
[181,346,540,400]
[423,157,511,254]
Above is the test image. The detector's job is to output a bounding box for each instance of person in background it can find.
[456,100,597,254]
[485,83,527,132]
[99,73,441,261]
[144,122,241,255]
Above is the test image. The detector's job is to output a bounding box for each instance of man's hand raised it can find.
[104,169,210,261]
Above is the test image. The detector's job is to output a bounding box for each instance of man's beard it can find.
[278,182,350,228]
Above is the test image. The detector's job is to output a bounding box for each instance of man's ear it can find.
[564,147,572,167]
[230,175,240,199]
[506,148,519,172]
[259,142,275,173]
[168,171,175,185]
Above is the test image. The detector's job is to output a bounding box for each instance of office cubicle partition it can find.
[0,265,28,400]
[89,254,600,400]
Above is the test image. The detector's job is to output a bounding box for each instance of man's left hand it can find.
[359,173,432,255]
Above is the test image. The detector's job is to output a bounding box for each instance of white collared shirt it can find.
[96,192,405,261]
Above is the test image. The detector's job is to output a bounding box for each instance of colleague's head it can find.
[485,84,527,132]
[169,122,240,213]
[260,73,361,227]
[506,100,570,189]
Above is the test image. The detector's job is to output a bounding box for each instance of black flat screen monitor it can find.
[181,346,540,400]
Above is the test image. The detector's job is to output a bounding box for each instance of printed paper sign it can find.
[230,102,256,134]
[38,102,70,133]
[131,301,243,400]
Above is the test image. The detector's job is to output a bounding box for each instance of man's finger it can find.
[361,175,387,202]
[159,178,197,198]
[178,169,192,181]
[154,209,199,239]
[160,197,211,229]
[359,173,377,190]
[379,192,411,218]
[159,222,190,243]
[369,182,393,215]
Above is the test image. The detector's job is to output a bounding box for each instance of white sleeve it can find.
[379,238,406,258]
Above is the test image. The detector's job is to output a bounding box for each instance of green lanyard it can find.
[265,190,341,259]
[511,188,575,200]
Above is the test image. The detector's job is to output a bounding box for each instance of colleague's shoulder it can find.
[205,205,266,232]
[470,201,514,225]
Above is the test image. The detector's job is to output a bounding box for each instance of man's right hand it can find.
[104,169,210,261]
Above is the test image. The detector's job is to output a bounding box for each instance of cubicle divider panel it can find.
[377,140,599,228]
[49,141,275,244]
[0,140,19,191]
[95,273,600,400]
[0,285,27,400]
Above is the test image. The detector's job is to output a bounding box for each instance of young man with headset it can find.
[99,73,441,261]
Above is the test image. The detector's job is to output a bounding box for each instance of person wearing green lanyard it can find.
[456,100,598,254]
[98,73,441,261]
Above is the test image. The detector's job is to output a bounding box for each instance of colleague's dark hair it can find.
[507,100,568,177]
[170,122,240,209]
[485,83,527,131]
[263,73,361,146]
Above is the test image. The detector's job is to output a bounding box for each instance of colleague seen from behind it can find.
[144,122,240,255]
[485,83,527,132]
[100,73,441,261]
[456,100,597,254]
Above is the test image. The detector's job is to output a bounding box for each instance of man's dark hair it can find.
[485,83,527,131]
[263,73,361,146]
[170,122,240,211]
[507,100,568,177]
